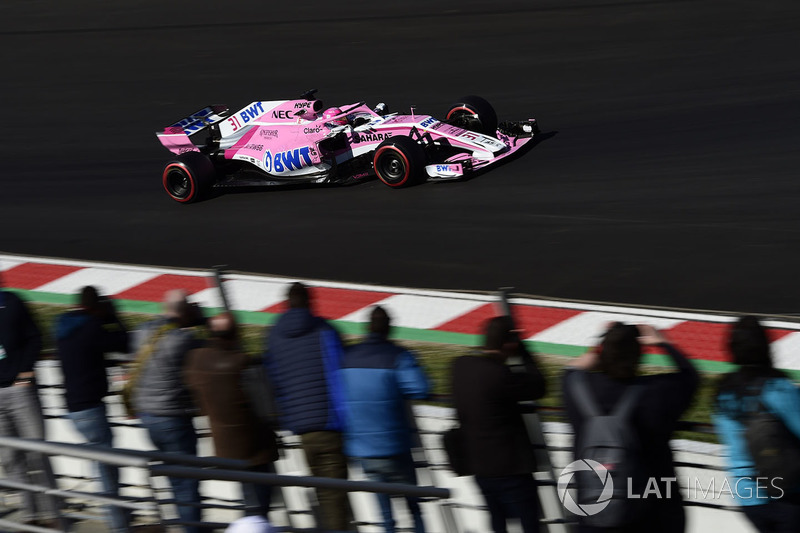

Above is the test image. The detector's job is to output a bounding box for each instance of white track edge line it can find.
[4,252,800,330]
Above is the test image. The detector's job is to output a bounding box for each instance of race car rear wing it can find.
[161,105,230,135]
[156,105,230,154]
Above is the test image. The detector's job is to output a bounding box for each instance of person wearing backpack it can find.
[713,315,800,532]
[563,323,698,533]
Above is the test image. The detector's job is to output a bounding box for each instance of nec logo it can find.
[272,110,293,120]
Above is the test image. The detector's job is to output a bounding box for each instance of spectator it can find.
[451,316,546,533]
[184,312,279,518]
[341,306,430,533]
[56,286,129,532]
[129,289,204,533]
[713,316,800,532]
[263,282,351,531]
[563,323,698,533]
[0,275,60,526]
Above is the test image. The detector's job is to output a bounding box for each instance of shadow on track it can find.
[459,130,558,184]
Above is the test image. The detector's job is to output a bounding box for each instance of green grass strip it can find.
[13,287,800,381]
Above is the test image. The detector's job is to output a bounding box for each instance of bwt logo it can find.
[419,117,438,128]
[557,460,613,517]
[239,102,264,123]
[263,147,313,173]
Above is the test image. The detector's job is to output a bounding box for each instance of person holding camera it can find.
[562,323,698,533]
[56,285,130,532]
[451,316,546,533]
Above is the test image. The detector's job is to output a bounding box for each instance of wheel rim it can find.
[163,165,194,200]
[447,109,482,132]
[376,149,408,185]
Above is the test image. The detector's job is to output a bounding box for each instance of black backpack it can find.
[568,371,646,528]
[741,379,800,497]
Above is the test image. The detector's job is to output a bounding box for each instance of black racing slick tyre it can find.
[373,136,426,188]
[162,152,216,203]
[445,95,498,136]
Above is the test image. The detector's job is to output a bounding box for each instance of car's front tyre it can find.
[162,152,216,203]
[373,136,426,188]
[446,95,498,136]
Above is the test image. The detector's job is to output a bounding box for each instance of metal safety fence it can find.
[0,434,453,532]
[0,404,754,533]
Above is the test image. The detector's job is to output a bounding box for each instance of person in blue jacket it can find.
[263,282,351,531]
[713,315,800,532]
[340,306,430,533]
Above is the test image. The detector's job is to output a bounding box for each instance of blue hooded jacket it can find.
[340,333,430,458]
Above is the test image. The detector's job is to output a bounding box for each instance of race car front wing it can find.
[425,118,539,181]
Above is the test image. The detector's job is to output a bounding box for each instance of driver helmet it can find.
[322,107,348,126]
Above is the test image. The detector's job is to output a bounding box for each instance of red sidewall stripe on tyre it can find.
[162,163,195,203]
[374,146,411,187]
[446,106,477,121]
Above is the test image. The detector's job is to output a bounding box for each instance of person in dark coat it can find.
[451,315,546,533]
[56,285,129,532]
[562,323,699,533]
[262,282,351,531]
[0,277,60,526]
[184,312,279,518]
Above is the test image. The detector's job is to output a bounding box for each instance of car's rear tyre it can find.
[373,136,426,188]
[445,95,498,136]
[162,152,216,203]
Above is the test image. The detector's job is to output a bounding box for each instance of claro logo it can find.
[557,460,613,517]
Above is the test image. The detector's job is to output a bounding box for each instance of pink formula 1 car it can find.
[156,90,539,203]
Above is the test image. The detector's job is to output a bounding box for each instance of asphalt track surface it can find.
[2,0,800,314]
